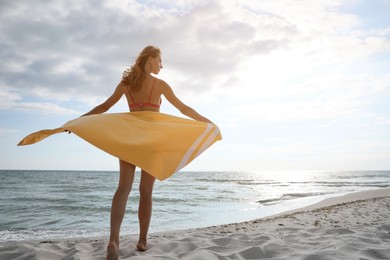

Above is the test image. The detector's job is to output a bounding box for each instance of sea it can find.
[0,170,389,242]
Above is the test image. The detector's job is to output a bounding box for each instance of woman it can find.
[81,46,214,259]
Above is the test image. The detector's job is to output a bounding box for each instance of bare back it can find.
[121,76,162,112]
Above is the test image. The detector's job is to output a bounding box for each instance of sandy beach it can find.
[1,188,389,260]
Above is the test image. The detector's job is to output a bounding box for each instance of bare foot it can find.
[106,243,119,260]
[136,239,148,251]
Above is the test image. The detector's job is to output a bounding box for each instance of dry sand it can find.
[1,188,389,259]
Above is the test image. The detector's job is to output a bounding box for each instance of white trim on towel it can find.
[174,124,213,172]
[194,126,220,159]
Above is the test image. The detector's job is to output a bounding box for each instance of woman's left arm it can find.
[82,83,124,117]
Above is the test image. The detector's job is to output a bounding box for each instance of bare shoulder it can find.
[117,81,128,90]
[156,78,172,93]
[155,77,168,86]
[116,81,129,94]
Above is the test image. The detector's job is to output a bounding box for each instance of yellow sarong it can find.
[18,112,222,181]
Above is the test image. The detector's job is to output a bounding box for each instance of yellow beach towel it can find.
[18,112,222,181]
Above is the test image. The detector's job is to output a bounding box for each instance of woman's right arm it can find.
[65,83,124,134]
[81,83,124,117]
[161,80,213,124]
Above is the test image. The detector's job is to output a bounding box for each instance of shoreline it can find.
[1,188,390,259]
[269,187,390,217]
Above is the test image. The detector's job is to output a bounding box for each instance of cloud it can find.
[226,70,390,124]
[0,0,389,119]
[0,128,19,135]
[0,0,296,109]
[14,102,81,115]
[0,89,80,115]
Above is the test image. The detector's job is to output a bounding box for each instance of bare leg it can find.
[136,170,156,251]
[107,160,135,260]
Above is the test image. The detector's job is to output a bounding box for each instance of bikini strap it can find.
[148,78,157,102]
[126,85,136,104]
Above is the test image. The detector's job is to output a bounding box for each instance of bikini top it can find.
[128,78,161,109]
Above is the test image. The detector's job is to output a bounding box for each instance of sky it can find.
[1,0,389,172]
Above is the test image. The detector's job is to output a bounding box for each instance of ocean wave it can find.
[257,192,332,205]
[0,229,107,242]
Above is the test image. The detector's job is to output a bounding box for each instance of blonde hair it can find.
[122,46,161,92]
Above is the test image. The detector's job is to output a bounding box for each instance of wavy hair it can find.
[122,46,161,92]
